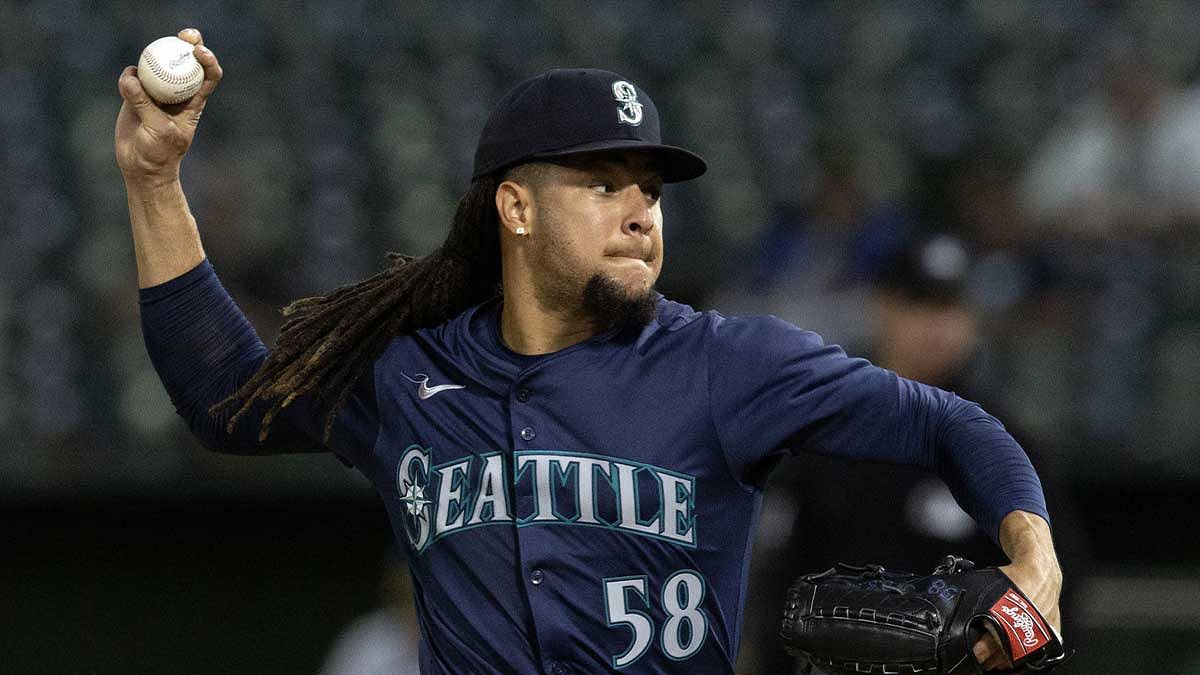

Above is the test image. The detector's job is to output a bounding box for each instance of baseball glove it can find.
[779,555,1066,674]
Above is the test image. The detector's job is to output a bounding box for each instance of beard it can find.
[581,274,658,333]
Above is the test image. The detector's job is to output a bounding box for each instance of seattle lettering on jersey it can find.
[396,445,697,553]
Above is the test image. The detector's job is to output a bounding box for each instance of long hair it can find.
[213,173,503,443]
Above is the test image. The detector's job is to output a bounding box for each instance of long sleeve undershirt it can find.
[139,259,334,455]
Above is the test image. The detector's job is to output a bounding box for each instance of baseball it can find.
[137,36,204,104]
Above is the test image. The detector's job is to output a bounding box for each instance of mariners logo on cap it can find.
[612,80,643,126]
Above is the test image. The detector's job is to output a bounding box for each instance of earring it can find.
[515,227,527,235]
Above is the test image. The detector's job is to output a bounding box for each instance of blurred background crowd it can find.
[3,0,1199,673]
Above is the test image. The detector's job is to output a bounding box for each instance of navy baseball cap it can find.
[878,233,971,303]
[472,68,707,183]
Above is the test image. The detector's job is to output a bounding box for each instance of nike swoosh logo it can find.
[402,372,465,400]
[417,381,466,400]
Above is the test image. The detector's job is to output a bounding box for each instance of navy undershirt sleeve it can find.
[138,259,377,464]
[707,313,1049,544]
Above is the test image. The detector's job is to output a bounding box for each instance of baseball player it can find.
[117,29,1062,674]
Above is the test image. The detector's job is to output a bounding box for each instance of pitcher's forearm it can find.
[998,509,1062,631]
[999,510,1059,571]
[125,177,206,289]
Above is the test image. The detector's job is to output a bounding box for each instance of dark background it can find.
[3,1,1200,672]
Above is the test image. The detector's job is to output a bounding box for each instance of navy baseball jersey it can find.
[140,260,1049,674]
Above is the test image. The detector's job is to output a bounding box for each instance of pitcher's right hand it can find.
[115,27,223,183]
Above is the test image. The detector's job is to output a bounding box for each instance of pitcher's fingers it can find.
[178,27,203,46]
[181,45,223,113]
[117,66,169,127]
[973,633,1011,671]
[972,638,992,665]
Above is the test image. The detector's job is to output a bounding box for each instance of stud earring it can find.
[515,227,527,235]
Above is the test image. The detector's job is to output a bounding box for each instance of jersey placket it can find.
[507,356,583,675]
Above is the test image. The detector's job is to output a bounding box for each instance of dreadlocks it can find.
[212,172,506,443]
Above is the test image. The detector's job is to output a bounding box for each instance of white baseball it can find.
[137,36,204,105]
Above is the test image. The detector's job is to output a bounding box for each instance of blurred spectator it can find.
[1020,40,1200,235]
[869,233,978,385]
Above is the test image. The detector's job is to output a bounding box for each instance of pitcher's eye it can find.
[591,183,615,194]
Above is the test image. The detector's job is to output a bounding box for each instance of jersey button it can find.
[551,663,567,675]
[530,569,545,585]
[520,426,536,441]
[516,388,531,402]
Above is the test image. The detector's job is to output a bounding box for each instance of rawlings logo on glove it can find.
[779,556,1068,674]
[990,591,1052,658]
